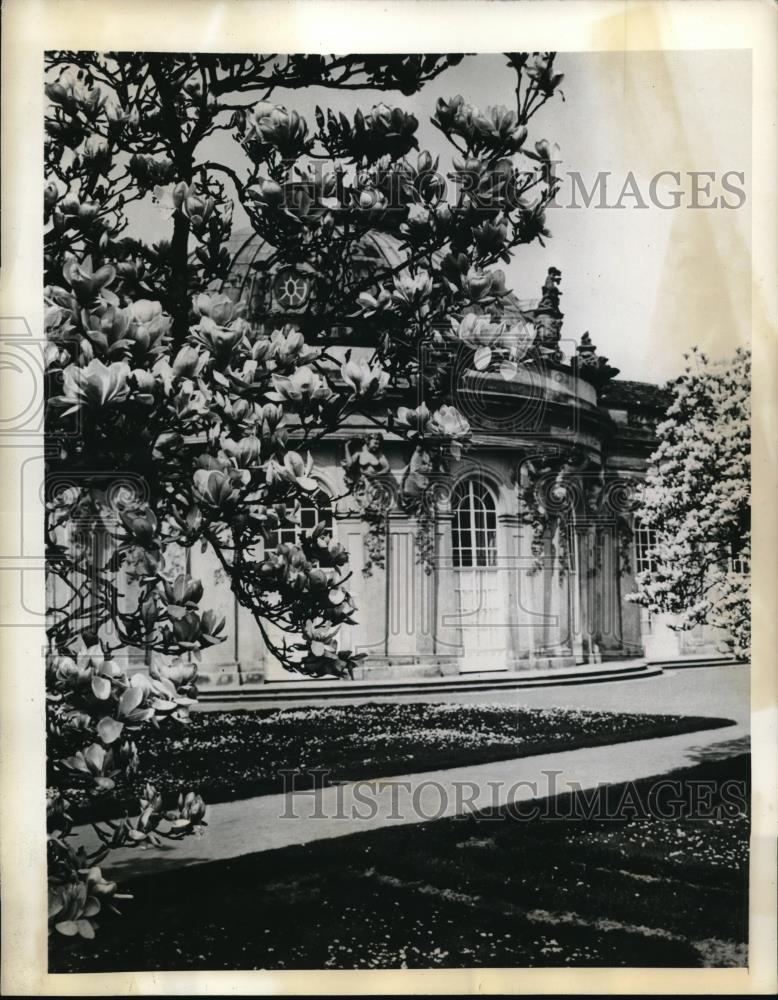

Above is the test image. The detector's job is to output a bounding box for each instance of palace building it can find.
[186,226,728,687]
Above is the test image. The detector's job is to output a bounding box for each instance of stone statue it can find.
[534,267,564,353]
[401,445,433,496]
[399,444,436,510]
[342,433,391,483]
[538,266,563,314]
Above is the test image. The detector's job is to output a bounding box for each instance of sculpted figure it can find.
[538,266,563,313]
[343,433,391,481]
[400,444,434,503]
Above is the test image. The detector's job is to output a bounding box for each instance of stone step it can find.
[647,655,743,670]
[197,660,663,704]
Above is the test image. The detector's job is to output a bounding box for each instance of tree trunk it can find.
[169,211,191,348]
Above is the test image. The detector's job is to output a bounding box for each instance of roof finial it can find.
[575,331,620,388]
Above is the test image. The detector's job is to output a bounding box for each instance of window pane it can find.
[267,489,332,549]
[452,480,497,568]
[633,516,657,574]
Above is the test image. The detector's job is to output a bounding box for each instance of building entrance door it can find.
[451,480,508,672]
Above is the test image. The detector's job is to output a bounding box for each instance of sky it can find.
[130,50,752,384]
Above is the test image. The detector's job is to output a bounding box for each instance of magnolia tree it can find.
[43,51,564,939]
[629,347,751,658]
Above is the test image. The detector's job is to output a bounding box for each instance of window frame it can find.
[451,479,499,569]
[268,487,333,549]
[632,515,658,575]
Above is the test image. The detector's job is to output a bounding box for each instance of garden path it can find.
[81,666,750,882]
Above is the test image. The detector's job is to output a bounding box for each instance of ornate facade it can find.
[187,228,727,687]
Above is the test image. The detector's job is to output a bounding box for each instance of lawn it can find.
[65,701,736,822]
[51,753,749,971]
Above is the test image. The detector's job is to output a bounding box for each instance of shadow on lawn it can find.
[51,753,750,973]
[684,734,750,762]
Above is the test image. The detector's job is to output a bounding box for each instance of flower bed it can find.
[66,701,735,822]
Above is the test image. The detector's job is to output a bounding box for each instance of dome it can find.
[223,225,530,330]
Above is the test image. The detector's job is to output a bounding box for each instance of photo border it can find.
[1,0,775,994]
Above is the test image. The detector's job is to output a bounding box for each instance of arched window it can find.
[271,488,333,547]
[633,516,657,574]
[451,480,498,568]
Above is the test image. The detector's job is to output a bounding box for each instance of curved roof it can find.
[225,226,411,279]
[224,225,529,325]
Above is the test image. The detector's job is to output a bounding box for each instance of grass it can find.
[51,753,749,971]
[66,701,736,822]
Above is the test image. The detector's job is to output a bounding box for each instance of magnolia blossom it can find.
[106,101,140,129]
[266,326,317,368]
[391,271,433,310]
[45,68,104,114]
[180,186,215,231]
[44,181,61,209]
[499,321,535,363]
[162,574,204,607]
[150,654,198,689]
[524,52,565,96]
[193,292,244,327]
[62,256,115,304]
[82,134,111,170]
[119,506,158,545]
[266,450,318,492]
[401,204,434,243]
[191,315,246,359]
[350,103,419,160]
[475,105,527,148]
[193,468,244,510]
[452,314,501,348]
[433,95,527,151]
[49,868,116,939]
[221,434,262,469]
[461,266,507,304]
[59,194,81,216]
[472,217,510,258]
[245,102,309,158]
[360,187,391,213]
[58,358,131,415]
[396,402,432,435]
[357,286,393,315]
[270,365,333,405]
[341,358,389,398]
[170,345,206,379]
[152,182,214,230]
[430,404,470,440]
[60,742,118,790]
[126,300,171,355]
[129,299,163,325]
[249,176,284,208]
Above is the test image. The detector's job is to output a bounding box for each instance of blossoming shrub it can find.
[629,348,751,657]
[44,51,564,939]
